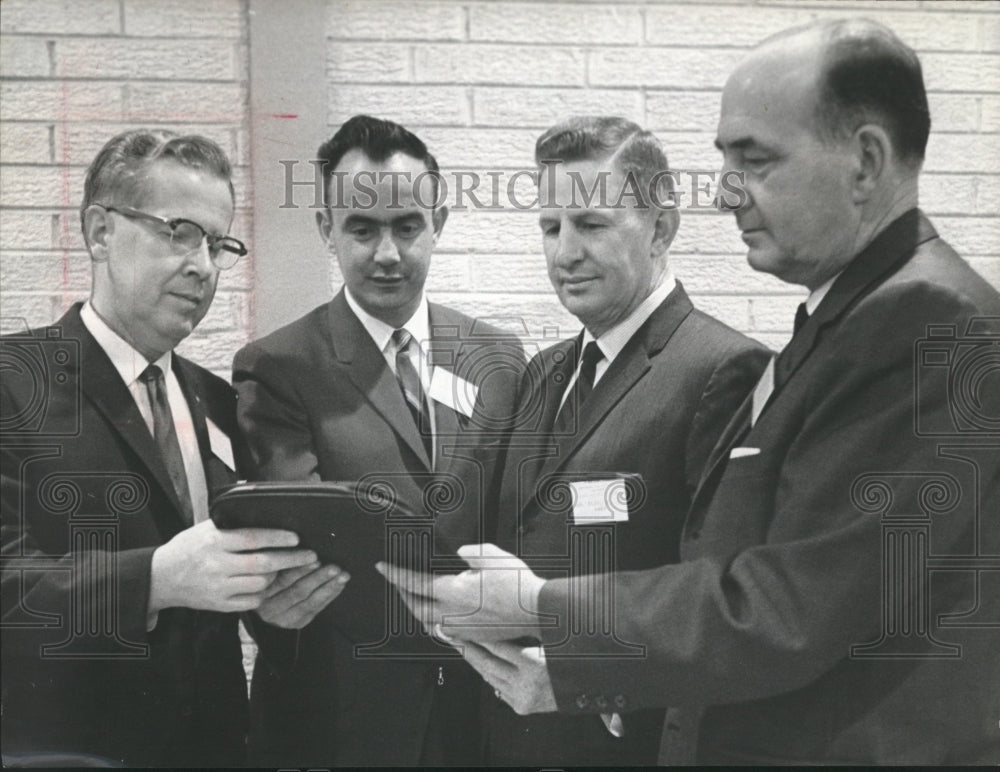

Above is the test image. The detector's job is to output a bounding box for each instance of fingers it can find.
[236,548,318,574]
[375,562,435,599]
[218,526,301,551]
[457,542,526,570]
[258,565,351,628]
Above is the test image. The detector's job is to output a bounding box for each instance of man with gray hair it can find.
[384,20,1000,765]
[1,129,329,766]
[434,115,769,766]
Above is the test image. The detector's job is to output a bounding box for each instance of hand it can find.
[461,638,558,715]
[376,543,547,642]
[149,520,317,615]
[256,562,350,628]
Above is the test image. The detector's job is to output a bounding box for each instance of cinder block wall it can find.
[324,0,1000,352]
[0,0,252,374]
[2,0,999,353]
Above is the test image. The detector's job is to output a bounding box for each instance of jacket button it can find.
[594,695,608,710]
[613,694,627,709]
[517,524,532,536]
[575,694,590,709]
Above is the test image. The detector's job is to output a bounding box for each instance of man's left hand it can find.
[460,638,558,715]
[375,543,547,642]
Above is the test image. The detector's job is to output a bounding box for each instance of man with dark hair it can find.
[434,115,769,766]
[233,114,523,766]
[1,129,321,766]
[383,20,1000,765]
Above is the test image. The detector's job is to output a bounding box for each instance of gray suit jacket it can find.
[538,210,1000,764]
[233,289,523,766]
[480,283,770,766]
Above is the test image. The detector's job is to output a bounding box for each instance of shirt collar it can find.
[582,268,677,365]
[344,287,431,353]
[80,301,172,386]
[805,271,841,316]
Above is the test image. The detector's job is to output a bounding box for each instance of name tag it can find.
[428,367,479,418]
[751,356,775,427]
[206,417,235,471]
[570,479,629,524]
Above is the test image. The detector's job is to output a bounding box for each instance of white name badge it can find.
[428,367,479,418]
[751,356,776,428]
[570,479,629,524]
[206,417,235,471]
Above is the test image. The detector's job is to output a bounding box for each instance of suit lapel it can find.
[690,209,935,512]
[67,308,188,535]
[326,291,432,469]
[173,357,230,494]
[528,284,695,511]
[774,209,935,392]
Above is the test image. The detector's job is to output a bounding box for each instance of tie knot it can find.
[581,340,603,370]
[392,328,413,352]
[138,363,164,384]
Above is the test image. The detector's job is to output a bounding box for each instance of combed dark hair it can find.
[534,116,675,208]
[80,129,234,238]
[317,114,441,205]
[802,19,929,167]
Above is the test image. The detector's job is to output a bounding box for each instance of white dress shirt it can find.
[80,302,210,523]
[558,268,677,412]
[344,288,438,466]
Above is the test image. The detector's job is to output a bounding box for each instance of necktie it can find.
[138,364,194,524]
[794,302,809,335]
[392,329,432,461]
[554,340,603,434]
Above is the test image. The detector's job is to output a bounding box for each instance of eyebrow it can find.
[714,136,754,151]
[342,212,425,226]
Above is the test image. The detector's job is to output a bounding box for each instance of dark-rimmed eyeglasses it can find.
[95,204,247,270]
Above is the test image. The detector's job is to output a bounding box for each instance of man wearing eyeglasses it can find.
[1,129,328,767]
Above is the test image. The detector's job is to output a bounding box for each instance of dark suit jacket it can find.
[233,289,523,766]
[476,283,770,766]
[537,211,1000,764]
[1,303,250,767]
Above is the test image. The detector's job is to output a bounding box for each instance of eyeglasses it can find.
[95,204,247,270]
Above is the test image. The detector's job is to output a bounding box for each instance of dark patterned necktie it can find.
[553,340,604,435]
[392,329,432,461]
[138,364,194,524]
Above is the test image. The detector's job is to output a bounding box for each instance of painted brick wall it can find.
[1,0,997,702]
[0,0,252,375]
[325,0,1000,352]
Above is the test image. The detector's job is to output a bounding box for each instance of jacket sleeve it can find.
[538,282,998,712]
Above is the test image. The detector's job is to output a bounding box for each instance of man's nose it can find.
[182,237,215,277]
[715,162,749,212]
[373,231,401,265]
[554,225,584,266]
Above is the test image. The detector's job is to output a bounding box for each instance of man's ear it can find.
[316,208,333,248]
[851,123,891,204]
[650,205,679,258]
[431,204,449,243]
[82,205,112,262]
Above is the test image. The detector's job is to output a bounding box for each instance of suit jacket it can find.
[537,211,1000,764]
[0,303,250,767]
[477,283,770,766]
[233,289,523,766]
